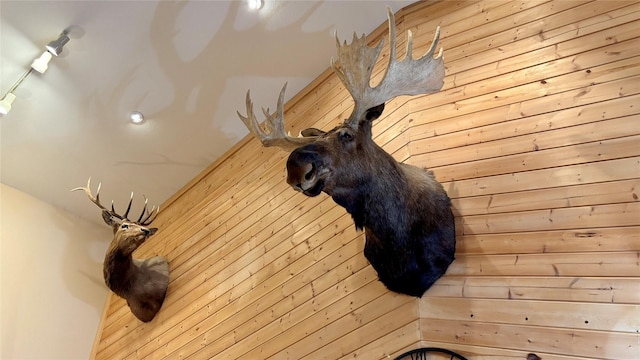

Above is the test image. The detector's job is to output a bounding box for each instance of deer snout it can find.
[142,227,158,236]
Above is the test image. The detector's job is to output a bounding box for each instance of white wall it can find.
[0,183,111,359]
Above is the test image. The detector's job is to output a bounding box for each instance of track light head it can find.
[46,30,70,56]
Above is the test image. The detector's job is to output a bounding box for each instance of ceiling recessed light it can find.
[130,111,144,124]
[247,0,263,11]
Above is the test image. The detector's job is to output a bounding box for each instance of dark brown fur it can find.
[286,104,455,297]
[102,213,169,322]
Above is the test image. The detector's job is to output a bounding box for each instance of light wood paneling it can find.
[91,1,640,359]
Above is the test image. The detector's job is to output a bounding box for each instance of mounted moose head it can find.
[237,8,455,297]
[73,178,169,322]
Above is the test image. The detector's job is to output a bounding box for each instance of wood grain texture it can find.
[92,1,640,359]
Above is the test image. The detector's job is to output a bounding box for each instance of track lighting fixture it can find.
[46,30,70,56]
[0,69,31,115]
[0,29,71,115]
[0,93,17,115]
[31,51,53,74]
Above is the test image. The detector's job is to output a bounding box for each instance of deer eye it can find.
[121,224,129,229]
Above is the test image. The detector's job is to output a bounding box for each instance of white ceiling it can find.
[0,0,415,226]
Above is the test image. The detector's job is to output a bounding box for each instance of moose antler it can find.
[237,83,318,151]
[72,177,159,226]
[237,7,444,149]
[332,6,444,127]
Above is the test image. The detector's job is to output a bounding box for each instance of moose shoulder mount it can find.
[237,8,455,297]
[73,178,169,322]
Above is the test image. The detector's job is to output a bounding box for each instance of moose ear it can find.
[365,103,385,121]
[300,128,326,137]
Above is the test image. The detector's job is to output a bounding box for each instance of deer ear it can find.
[101,210,120,229]
[365,103,385,121]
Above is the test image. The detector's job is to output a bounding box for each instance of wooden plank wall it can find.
[91,1,640,359]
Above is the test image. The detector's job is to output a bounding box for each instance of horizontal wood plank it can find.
[428,276,640,304]
[419,318,639,360]
[420,297,640,333]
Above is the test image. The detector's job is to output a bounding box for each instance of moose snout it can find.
[286,149,325,196]
[289,163,315,191]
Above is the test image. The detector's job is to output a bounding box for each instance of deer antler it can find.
[237,83,318,151]
[71,177,159,226]
[331,6,445,127]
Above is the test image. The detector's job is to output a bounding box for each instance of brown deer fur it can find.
[102,214,169,322]
[73,179,169,322]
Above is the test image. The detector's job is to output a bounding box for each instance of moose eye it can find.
[339,130,354,142]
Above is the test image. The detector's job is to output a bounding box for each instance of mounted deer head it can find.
[237,8,455,297]
[72,178,169,322]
